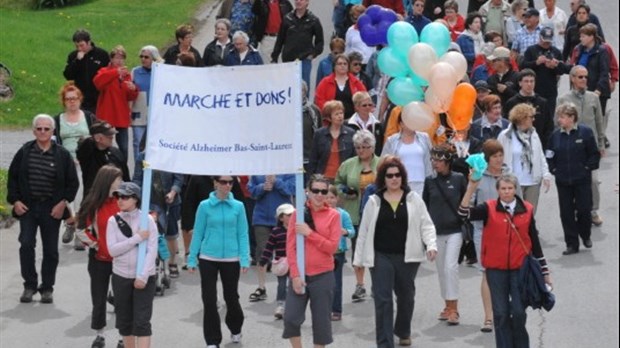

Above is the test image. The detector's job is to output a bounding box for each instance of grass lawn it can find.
[0,0,208,128]
[0,168,9,219]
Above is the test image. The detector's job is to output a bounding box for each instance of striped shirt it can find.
[27,143,57,200]
[259,226,287,267]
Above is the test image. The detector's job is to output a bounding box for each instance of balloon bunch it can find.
[360,8,477,133]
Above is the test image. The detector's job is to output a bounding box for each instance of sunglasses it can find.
[139,55,151,59]
[115,194,135,200]
[35,127,51,132]
[385,172,402,179]
[218,179,234,186]
[351,62,362,67]
[360,103,374,107]
[431,153,452,161]
[575,75,588,79]
[355,145,372,150]
[310,188,329,195]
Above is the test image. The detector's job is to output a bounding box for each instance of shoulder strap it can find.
[505,212,531,254]
[432,177,461,220]
[114,214,134,238]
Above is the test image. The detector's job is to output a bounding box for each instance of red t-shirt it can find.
[265,0,282,35]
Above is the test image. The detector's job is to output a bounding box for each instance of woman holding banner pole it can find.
[283,174,341,348]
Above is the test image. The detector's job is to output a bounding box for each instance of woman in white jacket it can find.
[497,103,551,213]
[353,156,437,348]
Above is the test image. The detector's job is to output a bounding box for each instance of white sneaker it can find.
[207,345,218,348]
[231,333,242,343]
[274,304,285,319]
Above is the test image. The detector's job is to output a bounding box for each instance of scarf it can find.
[515,127,534,174]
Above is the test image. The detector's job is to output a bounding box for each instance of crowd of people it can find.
[5,0,616,347]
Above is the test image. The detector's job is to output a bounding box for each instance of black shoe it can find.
[117,339,125,348]
[604,137,610,149]
[562,247,580,255]
[20,289,36,303]
[583,239,593,248]
[91,335,105,348]
[40,290,53,304]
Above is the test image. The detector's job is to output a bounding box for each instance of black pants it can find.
[199,259,244,346]
[557,177,592,250]
[88,251,113,330]
[18,200,61,292]
[112,274,156,337]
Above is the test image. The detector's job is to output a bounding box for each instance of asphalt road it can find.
[1,0,618,347]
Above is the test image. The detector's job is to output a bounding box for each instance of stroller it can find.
[151,211,171,296]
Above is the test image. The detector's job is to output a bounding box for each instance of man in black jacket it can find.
[504,69,555,149]
[521,27,572,115]
[63,29,109,114]
[76,121,130,198]
[7,114,79,304]
[252,0,293,63]
[271,0,324,88]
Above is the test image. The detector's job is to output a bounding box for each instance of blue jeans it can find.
[486,269,529,348]
[132,126,147,161]
[301,59,312,91]
[332,253,345,313]
[370,252,420,348]
[18,200,62,292]
[115,127,129,163]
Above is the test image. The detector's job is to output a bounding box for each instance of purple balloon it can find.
[365,5,382,21]
[378,8,398,23]
[357,13,372,29]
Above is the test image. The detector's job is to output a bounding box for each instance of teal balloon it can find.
[387,77,424,106]
[377,47,409,78]
[387,21,419,59]
[420,22,451,57]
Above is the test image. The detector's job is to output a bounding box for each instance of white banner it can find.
[145,62,303,175]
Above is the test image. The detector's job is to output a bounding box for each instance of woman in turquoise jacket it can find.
[188,176,249,348]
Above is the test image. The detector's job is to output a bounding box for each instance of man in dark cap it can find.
[521,26,571,114]
[511,8,542,59]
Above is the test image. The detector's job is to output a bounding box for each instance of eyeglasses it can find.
[35,127,51,132]
[385,172,402,179]
[310,188,329,195]
[217,179,234,186]
[355,145,372,150]
[360,103,374,107]
[351,62,362,67]
[139,55,151,59]
[64,97,79,102]
[575,75,588,79]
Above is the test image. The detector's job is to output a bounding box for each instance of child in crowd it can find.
[326,185,355,321]
[259,203,294,319]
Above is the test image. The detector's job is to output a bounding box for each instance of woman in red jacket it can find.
[76,165,123,348]
[93,45,139,163]
[315,54,366,120]
[459,174,552,348]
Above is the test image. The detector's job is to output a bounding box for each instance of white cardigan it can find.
[497,125,552,185]
[353,191,437,268]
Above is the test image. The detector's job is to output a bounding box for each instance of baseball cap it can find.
[114,182,142,199]
[540,27,554,42]
[481,42,496,59]
[276,203,295,218]
[523,8,540,17]
[474,80,491,92]
[488,47,511,60]
[90,121,118,136]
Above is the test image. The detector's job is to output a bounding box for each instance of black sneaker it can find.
[116,339,125,348]
[20,289,36,303]
[40,290,53,304]
[351,284,366,302]
[91,335,105,348]
[604,137,610,149]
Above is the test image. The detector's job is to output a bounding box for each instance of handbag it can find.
[507,213,555,311]
[432,177,474,241]
[271,257,289,277]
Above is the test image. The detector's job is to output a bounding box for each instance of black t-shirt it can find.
[374,193,408,254]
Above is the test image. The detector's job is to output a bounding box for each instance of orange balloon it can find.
[448,83,477,130]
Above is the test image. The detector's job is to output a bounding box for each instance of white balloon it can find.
[440,51,468,83]
[402,102,435,131]
[408,43,438,81]
[429,62,457,103]
[425,87,452,114]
